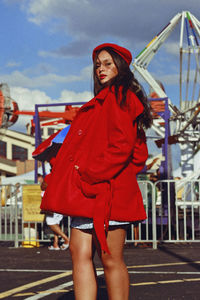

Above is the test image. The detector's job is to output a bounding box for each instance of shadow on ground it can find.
[57,277,108,300]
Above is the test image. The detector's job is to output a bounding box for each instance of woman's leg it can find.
[69,228,97,300]
[94,226,129,300]
[53,233,59,248]
[49,224,69,245]
[134,225,139,247]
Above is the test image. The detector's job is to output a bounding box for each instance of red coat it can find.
[41,86,148,253]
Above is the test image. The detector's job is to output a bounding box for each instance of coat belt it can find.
[93,181,113,254]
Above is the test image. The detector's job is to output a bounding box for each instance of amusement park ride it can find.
[0,83,18,129]
[0,83,78,131]
[0,11,199,180]
[133,10,200,179]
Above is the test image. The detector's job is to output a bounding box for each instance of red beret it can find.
[93,43,132,65]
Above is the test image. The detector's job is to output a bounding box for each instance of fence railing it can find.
[0,179,200,248]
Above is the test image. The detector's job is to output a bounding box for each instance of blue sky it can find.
[0,0,200,169]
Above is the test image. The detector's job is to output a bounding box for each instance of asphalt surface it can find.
[0,242,200,299]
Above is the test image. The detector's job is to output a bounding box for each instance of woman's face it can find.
[95,50,118,84]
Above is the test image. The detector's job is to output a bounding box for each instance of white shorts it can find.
[71,217,129,229]
[46,213,63,225]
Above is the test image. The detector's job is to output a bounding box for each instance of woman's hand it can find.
[41,181,48,191]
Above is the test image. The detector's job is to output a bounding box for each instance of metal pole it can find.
[152,181,157,249]
[14,185,19,248]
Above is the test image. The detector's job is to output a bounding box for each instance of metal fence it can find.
[0,179,200,248]
[154,179,200,244]
[0,184,70,248]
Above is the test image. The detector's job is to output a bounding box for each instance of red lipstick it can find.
[100,74,106,80]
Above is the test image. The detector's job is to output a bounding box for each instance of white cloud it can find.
[3,0,25,4]
[9,86,52,132]
[38,39,93,58]
[20,0,200,58]
[9,86,92,132]
[152,68,197,86]
[163,42,180,56]
[2,1,200,125]
[0,65,92,89]
[59,89,92,103]
[10,86,92,112]
[0,71,79,88]
[10,86,52,111]
[24,63,57,76]
[6,61,21,68]
[158,73,179,85]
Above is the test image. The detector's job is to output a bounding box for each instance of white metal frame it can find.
[1,181,200,249]
[133,11,200,178]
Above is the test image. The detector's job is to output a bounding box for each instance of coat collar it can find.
[95,86,112,101]
[80,87,114,110]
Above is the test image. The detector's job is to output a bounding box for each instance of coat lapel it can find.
[79,87,111,111]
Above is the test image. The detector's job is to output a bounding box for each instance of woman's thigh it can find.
[93,226,127,263]
[107,226,127,257]
[69,228,94,259]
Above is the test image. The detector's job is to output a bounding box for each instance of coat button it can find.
[69,155,74,161]
[78,129,83,135]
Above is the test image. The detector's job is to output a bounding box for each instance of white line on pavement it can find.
[0,269,69,273]
[24,271,104,300]
[24,281,74,300]
[129,271,200,274]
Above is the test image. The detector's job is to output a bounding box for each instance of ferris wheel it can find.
[133,11,200,179]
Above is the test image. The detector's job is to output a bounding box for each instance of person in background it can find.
[45,212,69,250]
[41,43,152,299]
[40,161,69,250]
[37,174,44,186]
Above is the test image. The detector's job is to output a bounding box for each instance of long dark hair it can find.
[93,47,152,129]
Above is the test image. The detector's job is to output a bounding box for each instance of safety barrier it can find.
[126,180,157,248]
[0,184,70,248]
[154,179,200,244]
[0,179,199,248]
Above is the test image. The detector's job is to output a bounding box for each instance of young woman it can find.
[41,43,152,300]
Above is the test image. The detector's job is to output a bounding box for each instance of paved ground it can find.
[0,242,200,299]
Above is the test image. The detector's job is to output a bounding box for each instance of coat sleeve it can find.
[78,92,146,184]
[131,128,148,174]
